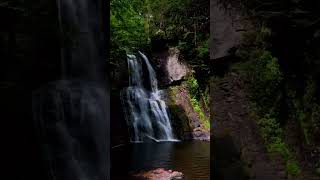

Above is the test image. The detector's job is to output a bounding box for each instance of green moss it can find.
[286,160,301,176]
[168,104,190,132]
[169,77,210,130]
[168,86,179,99]
[167,86,190,138]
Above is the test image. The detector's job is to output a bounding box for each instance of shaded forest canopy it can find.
[110,0,210,86]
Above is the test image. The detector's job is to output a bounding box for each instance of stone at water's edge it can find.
[192,127,210,141]
[183,127,210,141]
[133,168,184,180]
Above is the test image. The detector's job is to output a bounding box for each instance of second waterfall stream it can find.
[121,52,177,142]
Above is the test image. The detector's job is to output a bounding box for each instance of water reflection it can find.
[112,141,210,180]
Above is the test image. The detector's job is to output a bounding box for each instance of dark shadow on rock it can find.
[212,135,250,180]
[167,104,192,140]
[209,55,239,77]
[110,90,129,147]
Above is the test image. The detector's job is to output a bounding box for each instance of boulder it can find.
[154,48,189,85]
[133,168,184,180]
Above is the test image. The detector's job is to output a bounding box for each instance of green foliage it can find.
[235,27,300,176]
[268,140,289,160]
[239,49,282,102]
[237,0,320,147]
[196,39,209,59]
[148,0,210,80]
[201,86,210,110]
[289,79,320,144]
[148,0,208,43]
[227,0,320,175]
[257,114,282,142]
[186,76,199,98]
[235,26,282,116]
[257,114,301,176]
[168,83,210,130]
[110,0,149,71]
[110,0,210,130]
[190,97,210,129]
[286,160,301,176]
[110,0,209,85]
[184,76,210,129]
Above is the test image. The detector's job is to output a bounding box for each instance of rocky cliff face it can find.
[210,0,252,60]
[166,85,210,141]
[153,47,210,141]
[153,47,189,85]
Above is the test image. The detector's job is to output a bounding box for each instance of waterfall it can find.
[33,81,108,180]
[32,1,108,180]
[121,52,177,142]
[56,0,105,81]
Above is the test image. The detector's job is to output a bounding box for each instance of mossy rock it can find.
[168,104,191,137]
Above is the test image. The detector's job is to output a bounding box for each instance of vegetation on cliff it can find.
[110,0,210,134]
[217,0,320,176]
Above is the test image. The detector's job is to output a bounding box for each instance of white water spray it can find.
[121,52,177,142]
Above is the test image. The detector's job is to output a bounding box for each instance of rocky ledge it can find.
[184,127,210,141]
[133,168,184,180]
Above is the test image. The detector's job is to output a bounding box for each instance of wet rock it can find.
[134,168,184,180]
[192,130,210,141]
[193,127,203,132]
[182,128,210,141]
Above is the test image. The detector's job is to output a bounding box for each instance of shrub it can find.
[258,114,283,141]
[257,114,301,176]
[196,39,209,60]
[185,76,210,130]
[251,50,282,113]
[186,76,199,98]
[268,139,289,161]
[201,86,210,110]
[286,160,301,176]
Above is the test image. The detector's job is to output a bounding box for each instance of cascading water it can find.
[32,1,108,180]
[121,52,176,142]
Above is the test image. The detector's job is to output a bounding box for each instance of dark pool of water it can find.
[111,141,210,180]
